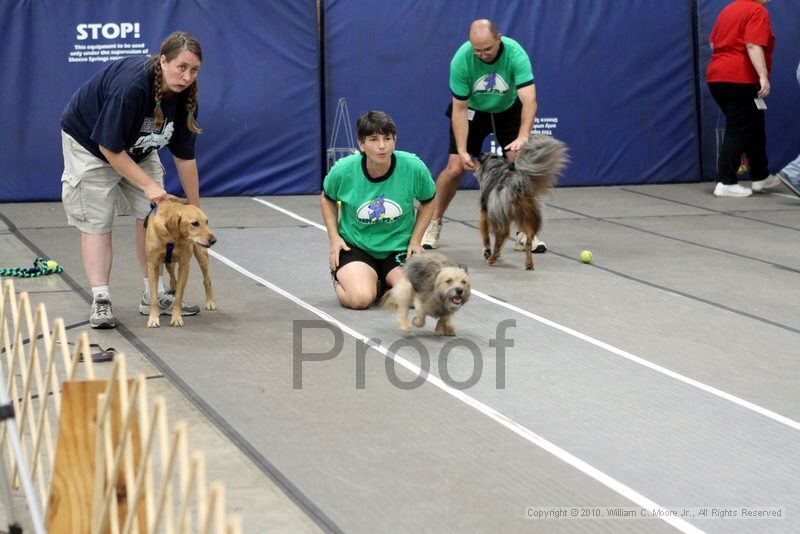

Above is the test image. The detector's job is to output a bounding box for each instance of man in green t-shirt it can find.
[421,19,545,253]
[321,111,436,309]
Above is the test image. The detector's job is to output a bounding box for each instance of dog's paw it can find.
[435,324,456,336]
[170,315,184,327]
[397,314,411,332]
[205,300,217,311]
[483,248,491,260]
[486,254,498,265]
[147,315,160,328]
[525,262,534,270]
[412,316,425,328]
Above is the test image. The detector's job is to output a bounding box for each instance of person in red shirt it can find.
[707,0,780,197]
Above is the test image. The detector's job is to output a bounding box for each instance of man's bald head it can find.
[469,19,498,39]
[469,19,502,62]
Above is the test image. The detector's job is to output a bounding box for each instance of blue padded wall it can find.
[3,1,800,201]
[697,0,800,180]
[324,0,701,188]
[0,0,321,201]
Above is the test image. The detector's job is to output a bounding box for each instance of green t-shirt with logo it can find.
[449,36,534,113]
[323,150,436,259]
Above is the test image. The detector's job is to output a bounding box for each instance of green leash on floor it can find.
[0,257,63,278]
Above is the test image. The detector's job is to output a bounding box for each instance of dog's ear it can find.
[153,217,168,235]
[457,264,469,273]
[162,210,183,242]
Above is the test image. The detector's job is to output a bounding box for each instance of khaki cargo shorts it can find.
[60,131,165,234]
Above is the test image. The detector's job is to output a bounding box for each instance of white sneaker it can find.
[513,232,547,253]
[713,183,752,198]
[138,290,200,316]
[751,174,781,193]
[421,220,442,249]
[89,298,116,329]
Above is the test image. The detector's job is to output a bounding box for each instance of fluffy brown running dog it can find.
[381,252,470,336]
[475,135,569,270]
[145,197,217,327]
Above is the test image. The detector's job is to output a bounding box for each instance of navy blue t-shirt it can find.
[60,56,196,163]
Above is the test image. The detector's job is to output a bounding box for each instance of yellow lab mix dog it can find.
[145,197,217,327]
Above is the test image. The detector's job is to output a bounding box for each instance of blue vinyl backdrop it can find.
[1,0,800,201]
[697,0,800,180]
[324,0,701,188]
[0,0,321,202]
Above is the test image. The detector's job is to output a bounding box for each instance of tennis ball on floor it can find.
[579,250,593,264]
[46,260,58,270]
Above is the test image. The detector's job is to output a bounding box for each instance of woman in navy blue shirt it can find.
[60,31,204,328]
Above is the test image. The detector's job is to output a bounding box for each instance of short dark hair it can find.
[356,111,397,142]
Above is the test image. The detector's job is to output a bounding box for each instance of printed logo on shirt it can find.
[473,72,509,94]
[139,117,160,134]
[129,120,174,156]
[356,195,403,224]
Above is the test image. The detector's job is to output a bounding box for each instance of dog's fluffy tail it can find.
[514,135,569,197]
[379,288,398,309]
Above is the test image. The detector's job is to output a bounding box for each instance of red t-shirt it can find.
[707,0,774,83]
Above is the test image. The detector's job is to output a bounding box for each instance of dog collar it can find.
[143,204,157,229]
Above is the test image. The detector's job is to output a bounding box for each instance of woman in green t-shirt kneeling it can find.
[321,111,436,309]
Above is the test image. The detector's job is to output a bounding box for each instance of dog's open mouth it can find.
[450,296,464,306]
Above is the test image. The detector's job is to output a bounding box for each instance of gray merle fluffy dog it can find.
[475,135,569,270]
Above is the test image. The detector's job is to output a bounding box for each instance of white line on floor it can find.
[253,198,326,229]
[208,246,703,534]
[250,196,800,433]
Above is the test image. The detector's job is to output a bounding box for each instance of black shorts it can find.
[332,244,407,285]
[447,98,522,157]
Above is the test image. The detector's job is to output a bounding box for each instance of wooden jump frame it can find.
[0,278,242,533]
